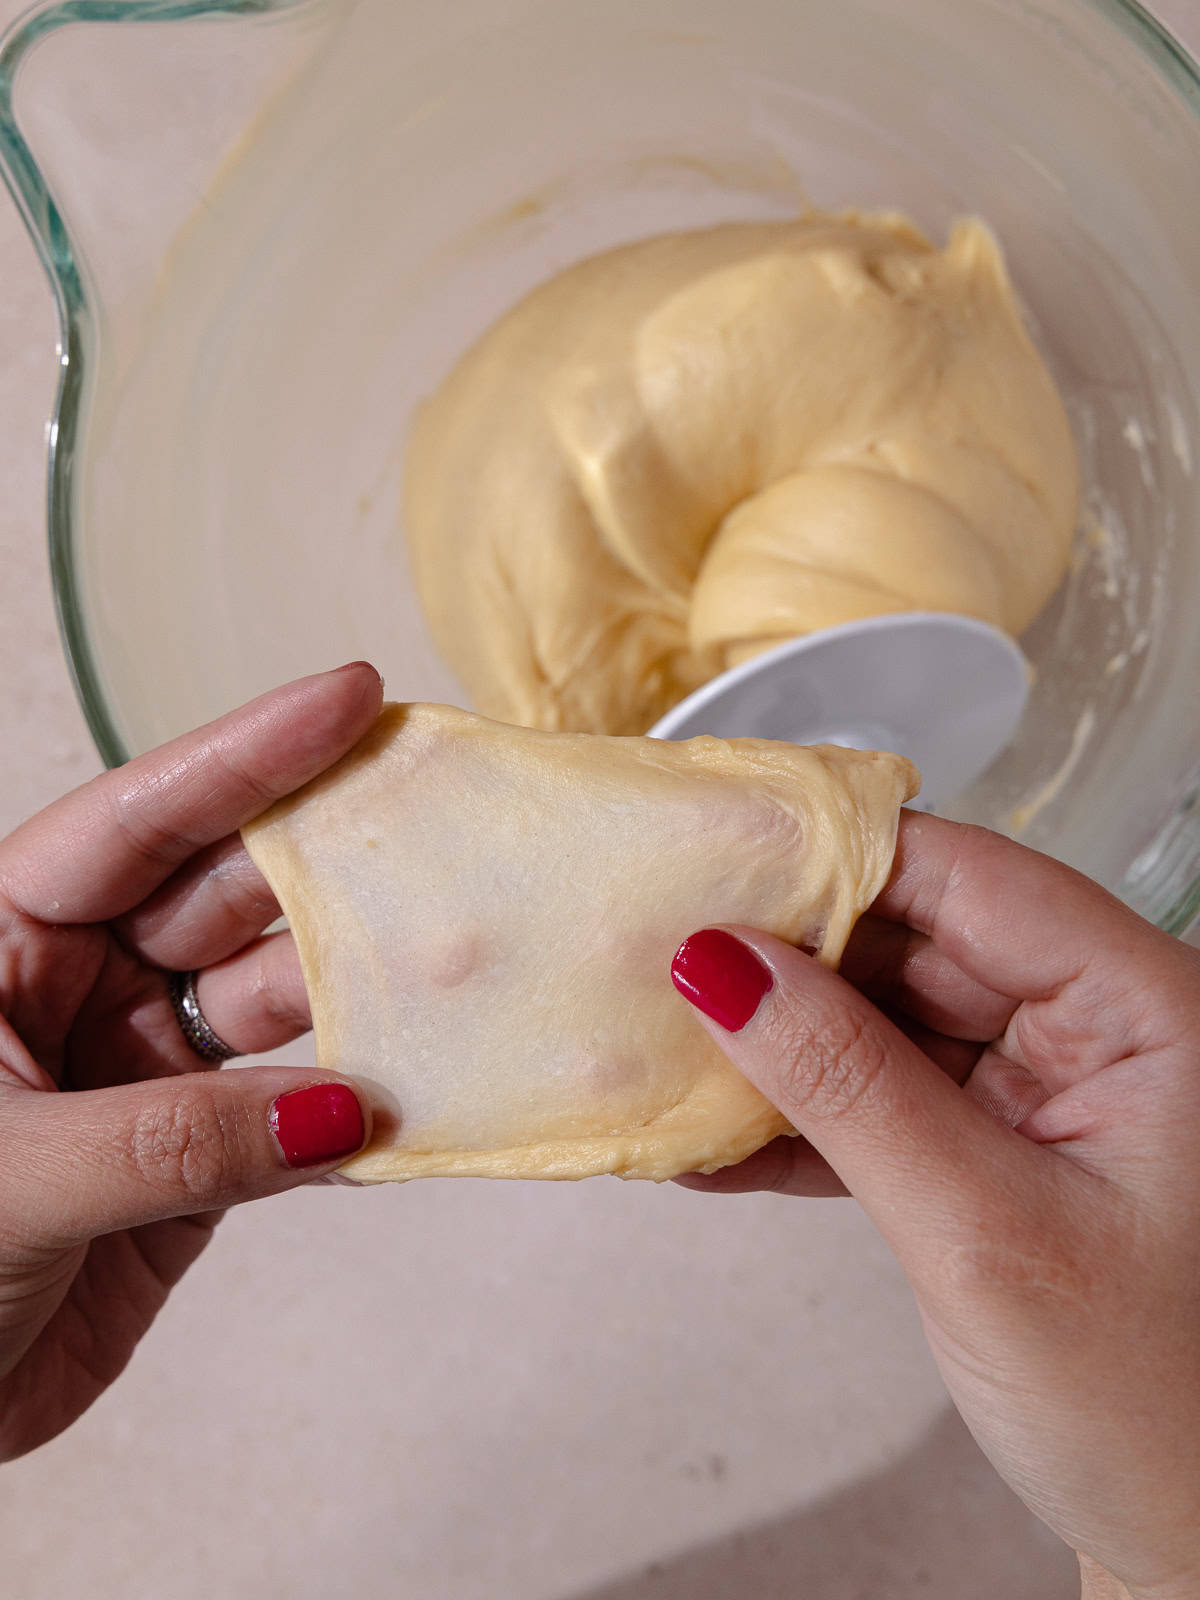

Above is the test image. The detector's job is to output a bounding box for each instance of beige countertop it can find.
[0,5,1196,1598]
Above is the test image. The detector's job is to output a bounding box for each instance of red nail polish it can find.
[270,1083,365,1168]
[671,929,773,1032]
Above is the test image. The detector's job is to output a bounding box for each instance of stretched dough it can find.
[242,704,919,1182]
[405,213,1078,733]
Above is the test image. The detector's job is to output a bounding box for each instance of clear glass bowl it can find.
[2,0,1199,930]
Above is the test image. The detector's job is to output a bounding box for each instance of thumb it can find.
[1,1067,370,1250]
[671,926,1042,1262]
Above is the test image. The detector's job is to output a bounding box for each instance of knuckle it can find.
[107,781,198,874]
[224,864,279,930]
[768,1002,890,1124]
[208,745,283,822]
[123,1094,240,1205]
[250,940,308,1032]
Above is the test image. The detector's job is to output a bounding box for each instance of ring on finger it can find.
[167,970,241,1063]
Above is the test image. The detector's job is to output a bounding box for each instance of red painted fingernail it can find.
[671,929,773,1032]
[270,1082,365,1168]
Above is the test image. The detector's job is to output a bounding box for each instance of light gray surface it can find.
[0,4,1196,1598]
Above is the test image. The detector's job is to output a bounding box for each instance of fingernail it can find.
[270,1082,365,1168]
[671,928,773,1032]
[335,659,382,686]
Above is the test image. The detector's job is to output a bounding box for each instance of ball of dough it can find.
[404,213,1078,734]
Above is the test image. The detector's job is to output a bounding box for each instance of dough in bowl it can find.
[242,704,919,1181]
[405,212,1078,734]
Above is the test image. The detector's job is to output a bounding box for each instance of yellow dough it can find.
[242,704,919,1182]
[405,213,1078,734]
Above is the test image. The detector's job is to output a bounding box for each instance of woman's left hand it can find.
[0,663,381,1461]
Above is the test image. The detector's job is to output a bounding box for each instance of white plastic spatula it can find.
[648,612,1030,811]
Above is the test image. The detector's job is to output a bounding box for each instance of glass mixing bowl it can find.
[1,0,1198,929]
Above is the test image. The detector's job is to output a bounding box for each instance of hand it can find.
[0,664,381,1461]
[671,813,1200,1599]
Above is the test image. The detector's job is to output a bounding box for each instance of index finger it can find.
[0,663,382,925]
[874,810,1187,1008]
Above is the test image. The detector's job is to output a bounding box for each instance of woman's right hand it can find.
[671,813,1200,1599]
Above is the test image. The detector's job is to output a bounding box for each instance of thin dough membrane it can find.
[243,705,918,1182]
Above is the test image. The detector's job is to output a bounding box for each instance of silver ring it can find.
[167,970,240,1063]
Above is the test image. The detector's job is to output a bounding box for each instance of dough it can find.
[405,213,1078,734]
[242,704,919,1182]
